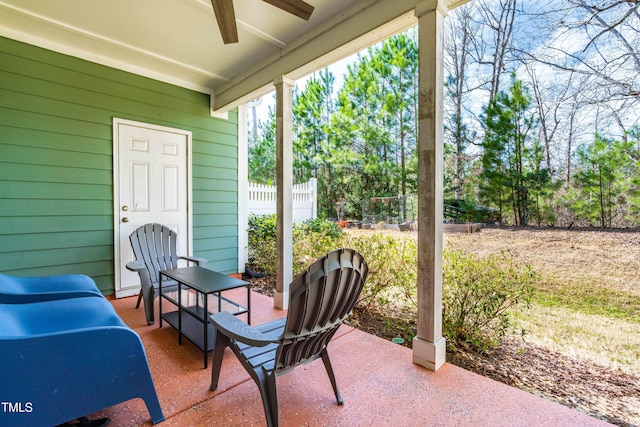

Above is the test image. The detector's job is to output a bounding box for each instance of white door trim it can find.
[112,117,193,297]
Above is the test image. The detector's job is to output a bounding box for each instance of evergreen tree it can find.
[248,106,276,184]
[481,74,547,225]
[574,135,635,227]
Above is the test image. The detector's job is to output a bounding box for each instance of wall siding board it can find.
[0,127,111,155]
[0,36,239,294]
[0,107,112,139]
[196,215,239,228]
[193,225,238,239]
[0,246,113,272]
[189,214,238,226]
[192,177,238,192]
[191,153,238,169]
[203,258,239,273]
[194,203,238,217]
[189,236,238,251]
[0,200,112,216]
[192,248,238,263]
[192,165,236,180]
[0,182,112,200]
[194,139,239,156]
[192,190,238,204]
[194,132,237,147]
[0,163,111,186]
[0,144,111,171]
[0,215,113,234]
[0,231,112,253]
[193,142,238,159]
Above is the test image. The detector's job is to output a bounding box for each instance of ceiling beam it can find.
[262,0,314,20]
[211,0,238,44]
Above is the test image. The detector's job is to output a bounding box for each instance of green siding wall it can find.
[0,36,239,294]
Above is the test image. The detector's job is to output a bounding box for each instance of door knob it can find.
[122,217,129,223]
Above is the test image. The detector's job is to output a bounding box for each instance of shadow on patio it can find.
[94,290,609,426]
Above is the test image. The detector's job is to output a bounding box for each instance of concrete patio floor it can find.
[93,290,611,426]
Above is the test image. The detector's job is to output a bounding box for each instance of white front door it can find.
[113,118,192,298]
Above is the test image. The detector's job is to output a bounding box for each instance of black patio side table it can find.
[159,266,250,368]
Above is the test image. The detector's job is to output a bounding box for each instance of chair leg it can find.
[135,291,143,309]
[255,371,279,427]
[135,290,156,326]
[141,286,155,325]
[210,330,229,391]
[321,349,343,405]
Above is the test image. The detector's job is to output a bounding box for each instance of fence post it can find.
[310,177,317,219]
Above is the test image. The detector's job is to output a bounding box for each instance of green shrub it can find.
[298,217,343,239]
[247,214,278,273]
[293,228,345,272]
[247,213,277,241]
[247,214,343,275]
[344,233,417,312]
[442,248,537,351]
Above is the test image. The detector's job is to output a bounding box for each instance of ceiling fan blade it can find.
[211,0,238,44]
[262,0,315,20]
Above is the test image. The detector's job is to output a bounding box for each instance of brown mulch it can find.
[248,274,640,427]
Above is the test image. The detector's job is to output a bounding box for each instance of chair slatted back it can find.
[129,224,179,285]
[276,248,368,372]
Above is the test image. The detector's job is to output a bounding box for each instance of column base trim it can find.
[273,290,289,310]
[412,336,446,371]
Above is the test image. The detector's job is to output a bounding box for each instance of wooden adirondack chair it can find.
[210,248,368,427]
[127,223,207,325]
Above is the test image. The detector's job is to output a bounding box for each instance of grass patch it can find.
[514,304,640,375]
[532,279,640,322]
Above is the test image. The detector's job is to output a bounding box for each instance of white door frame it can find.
[112,117,193,297]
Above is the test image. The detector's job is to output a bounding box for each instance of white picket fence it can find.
[247,178,317,223]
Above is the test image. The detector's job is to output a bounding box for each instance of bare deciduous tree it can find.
[444,3,480,199]
[476,0,519,103]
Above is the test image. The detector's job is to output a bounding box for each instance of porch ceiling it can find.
[0,0,467,114]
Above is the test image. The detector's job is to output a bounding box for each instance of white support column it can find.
[412,0,448,371]
[237,105,249,274]
[274,75,294,310]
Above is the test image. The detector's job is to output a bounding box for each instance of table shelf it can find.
[161,309,214,352]
[160,299,248,353]
[162,291,248,318]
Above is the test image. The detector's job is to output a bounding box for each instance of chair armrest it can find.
[179,255,208,266]
[211,311,281,347]
[126,261,153,286]
[126,261,147,273]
